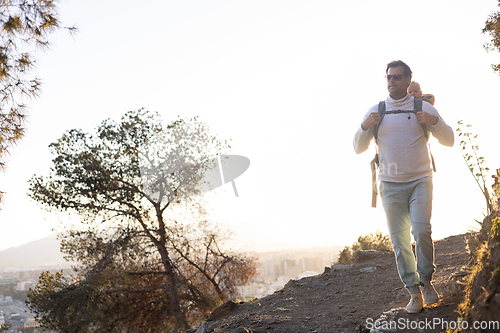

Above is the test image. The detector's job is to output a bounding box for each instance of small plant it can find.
[492,168,500,211]
[456,121,492,216]
[492,217,500,242]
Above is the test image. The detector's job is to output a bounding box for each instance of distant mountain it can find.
[0,233,72,269]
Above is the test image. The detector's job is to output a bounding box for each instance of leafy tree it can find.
[0,0,75,177]
[27,109,257,332]
[0,322,12,332]
[483,0,500,74]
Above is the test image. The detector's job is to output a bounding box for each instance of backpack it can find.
[370,99,436,207]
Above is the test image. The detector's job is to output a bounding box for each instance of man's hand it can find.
[416,111,438,125]
[361,112,381,131]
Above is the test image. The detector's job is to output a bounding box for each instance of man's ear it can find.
[406,77,412,88]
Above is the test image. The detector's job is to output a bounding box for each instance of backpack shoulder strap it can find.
[414,99,429,140]
[414,98,422,111]
[414,98,436,171]
[373,101,386,141]
[371,101,385,208]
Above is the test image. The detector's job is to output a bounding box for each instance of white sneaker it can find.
[422,281,439,305]
[406,293,424,313]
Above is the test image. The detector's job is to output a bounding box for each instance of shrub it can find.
[334,231,392,265]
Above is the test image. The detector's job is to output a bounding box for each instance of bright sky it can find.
[1,0,500,253]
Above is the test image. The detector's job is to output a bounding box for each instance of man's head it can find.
[386,60,412,100]
[408,81,422,99]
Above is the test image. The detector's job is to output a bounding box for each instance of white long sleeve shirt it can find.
[353,94,454,183]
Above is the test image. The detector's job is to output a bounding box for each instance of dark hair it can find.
[386,60,412,77]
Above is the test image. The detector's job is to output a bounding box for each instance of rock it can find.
[264,318,277,325]
[234,327,251,333]
[331,264,351,271]
[206,300,237,322]
[369,308,401,332]
[356,323,370,332]
[323,264,351,276]
[479,211,497,236]
[466,232,486,258]
[195,321,210,333]
[284,279,297,288]
[359,266,376,273]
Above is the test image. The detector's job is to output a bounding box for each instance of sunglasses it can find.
[385,74,407,82]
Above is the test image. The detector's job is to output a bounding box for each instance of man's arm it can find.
[353,106,379,154]
[422,104,454,147]
[416,111,439,126]
[361,112,382,131]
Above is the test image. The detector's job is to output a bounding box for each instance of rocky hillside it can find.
[458,211,500,332]
[191,233,472,333]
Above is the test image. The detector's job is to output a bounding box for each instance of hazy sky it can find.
[1,0,500,253]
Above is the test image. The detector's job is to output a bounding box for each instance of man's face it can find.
[386,66,412,99]
[407,84,422,98]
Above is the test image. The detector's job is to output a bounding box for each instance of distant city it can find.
[0,267,71,332]
[0,234,75,332]
[0,234,344,331]
[237,246,343,300]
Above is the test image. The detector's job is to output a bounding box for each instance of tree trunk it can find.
[157,245,189,330]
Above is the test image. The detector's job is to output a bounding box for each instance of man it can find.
[408,81,435,105]
[353,60,454,313]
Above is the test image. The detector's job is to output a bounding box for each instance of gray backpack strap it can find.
[414,98,422,111]
[370,154,378,208]
[373,101,386,141]
[414,98,436,171]
[370,101,385,207]
[414,99,428,140]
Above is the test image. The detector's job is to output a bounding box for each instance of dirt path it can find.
[192,233,471,333]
